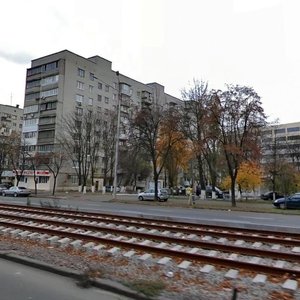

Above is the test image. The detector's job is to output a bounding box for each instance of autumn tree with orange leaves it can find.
[210,85,267,207]
[157,125,192,188]
[236,161,262,197]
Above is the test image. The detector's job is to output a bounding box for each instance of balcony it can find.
[141,90,152,105]
[120,83,132,97]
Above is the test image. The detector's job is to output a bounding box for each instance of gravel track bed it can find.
[0,235,299,299]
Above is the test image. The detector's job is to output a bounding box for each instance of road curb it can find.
[0,253,151,300]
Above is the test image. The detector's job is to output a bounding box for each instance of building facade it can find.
[23,50,182,191]
[0,104,23,136]
[0,104,23,182]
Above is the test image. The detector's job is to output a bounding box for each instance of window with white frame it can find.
[41,88,58,98]
[77,81,84,90]
[105,97,109,103]
[75,94,84,103]
[88,98,93,106]
[41,75,59,86]
[24,118,38,126]
[78,68,85,78]
[24,105,38,114]
[89,85,93,93]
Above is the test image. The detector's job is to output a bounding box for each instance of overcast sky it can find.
[0,0,299,124]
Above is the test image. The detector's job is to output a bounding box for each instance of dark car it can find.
[273,193,300,209]
[261,191,283,200]
[206,186,224,199]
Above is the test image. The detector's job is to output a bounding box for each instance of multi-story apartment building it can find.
[0,104,23,136]
[0,104,23,182]
[23,50,182,191]
[262,122,300,166]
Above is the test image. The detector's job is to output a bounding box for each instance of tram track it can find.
[0,203,299,279]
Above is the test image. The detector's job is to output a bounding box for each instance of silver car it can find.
[138,188,169,202]
[2,186,31,197]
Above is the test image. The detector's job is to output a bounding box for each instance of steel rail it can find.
[1,214,300,264]
[0,205,299,247]
[0,219,299,278]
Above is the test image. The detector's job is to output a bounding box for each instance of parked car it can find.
[273,193,300,209]
[206,186,224,199]
[138,188,169,202]
[2,186,31,197]
[261,191,283,200]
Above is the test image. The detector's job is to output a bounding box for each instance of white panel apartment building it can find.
[0,104,23,182]
[23,50,182,191]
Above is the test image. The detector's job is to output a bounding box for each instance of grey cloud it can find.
[0,50,33,64]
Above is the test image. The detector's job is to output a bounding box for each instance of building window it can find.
[75,94,84,103]
[287,135,300,140]
[23,131,37,138]
[78,68,85,78]
[45,61,58,71]
[76,107,83,115]
[105,97,109,103]
[41,88,58,98]
[89,85,93,93]
[25,92,40,101]
[40,101,57,111]
[71,175,77,184]
[287,127,300,133]
[38,130,55,139]
[88,98,93,106]
[90,73,95,81]
[77,81,84,90]
[105,85,109,92]
[26,80,40,89]
[38,176,49,184]
[113,82,117,89]
[38,144,54,152]
[275,128,286,134]
[112,94,117,100]
[41,75,59,86]
[39,117,55,125]
[97,95,102,102]
[24,105,38,114]
[24,119,38,126]
[98,82,102,90]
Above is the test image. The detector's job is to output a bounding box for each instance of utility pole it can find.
[113,71,121,199]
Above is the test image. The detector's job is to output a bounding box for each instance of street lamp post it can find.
[113,71,121,199]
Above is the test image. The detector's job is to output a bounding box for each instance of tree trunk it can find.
[231,179,236,207]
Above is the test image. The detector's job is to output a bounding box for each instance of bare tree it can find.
[36,146,66,195]
[59,110,102,191]
[182,80,222,192]
[0,134,10,184]
[7,132,28,186]
[210,85,266,207]
[132,105,184,200]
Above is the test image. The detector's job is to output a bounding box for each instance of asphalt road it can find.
[0,258,130,300]
[0,193,299,232]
